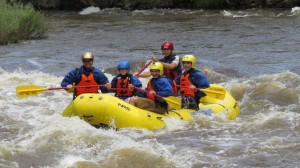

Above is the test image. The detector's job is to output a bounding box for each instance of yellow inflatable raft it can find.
[62,84,240,130]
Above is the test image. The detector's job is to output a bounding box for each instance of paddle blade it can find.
[203,85,226,100]
[163,96,182,110]
[16,85,47,98]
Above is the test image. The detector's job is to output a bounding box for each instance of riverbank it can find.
[0,0,49,45]
[16,0,300,10]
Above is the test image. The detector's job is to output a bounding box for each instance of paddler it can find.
[137,41,182,81]
[175,55,210,110]
[106,61,142,102]
[61,52,110,99]
[129,62,175,114]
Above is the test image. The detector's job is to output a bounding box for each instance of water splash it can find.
[79,6,101,15]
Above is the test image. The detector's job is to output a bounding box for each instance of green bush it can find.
[0,0,49,45]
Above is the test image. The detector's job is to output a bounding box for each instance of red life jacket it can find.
[146,80,156,101]
[75,73,99,96]
[179,74,195,97]
[115,76,133,97]
[171,80,178,95]
[164,69,179,80]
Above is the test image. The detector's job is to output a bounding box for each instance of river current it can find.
[0,8,300,168]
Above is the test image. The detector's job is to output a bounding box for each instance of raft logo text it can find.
[118,103,130,111]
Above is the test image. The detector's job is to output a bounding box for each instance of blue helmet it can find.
[117,61,130,71]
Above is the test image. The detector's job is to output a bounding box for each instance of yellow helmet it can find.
[149,62,164,76]
[182,55,196,68]
[82,52,94,60]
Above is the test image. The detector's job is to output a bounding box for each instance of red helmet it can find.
[161,41,174,50]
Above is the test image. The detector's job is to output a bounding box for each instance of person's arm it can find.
[156,79,173,97]
[135,89,146,97]
[160,61,177,69]
[193,71,210,89]
[130,76,142,88]
[110,77,117,88]
[105,77,115,91]
[153,55,179,69]
[61,70,77,88]
[94,69,109,93]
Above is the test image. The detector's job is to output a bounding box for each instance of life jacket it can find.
[115,75,133,97]
[179,73,195,97]
[164,69,179,80]
[171,80,178,96]
[146,79,156,101]
[75,71,99,96]
[146,78,177,101]
[161,55,182,80]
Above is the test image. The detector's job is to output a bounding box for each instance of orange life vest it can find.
[115,76,133,97]
[146,80,156,101]
[75,73,99,96]
[171,80,178,95]
[179,74,195,97]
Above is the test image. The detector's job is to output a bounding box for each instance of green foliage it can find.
[0,0,49,45]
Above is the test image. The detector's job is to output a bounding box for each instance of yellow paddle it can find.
[202,84,226,99]
[16,85,106,98]
[134,87,182,110]
[159,96,181,110]
[16,85,65,98]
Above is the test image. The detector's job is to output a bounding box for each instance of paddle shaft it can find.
[177,85,204,92]
[135,61,152,78]
[45,85,106,91]
[134,86,163,99]
[16,84,126,98]
[60,85,127,91]
[48,87,67,90]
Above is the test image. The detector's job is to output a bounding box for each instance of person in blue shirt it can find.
[138,41,182,80]
[61,52,109,99]
[106,61,142,102]
[175,55,210,110]
[129,62,174,114]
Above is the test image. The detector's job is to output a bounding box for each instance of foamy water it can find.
[79,6,101,15]
[1,68,299,167]
[291,6,300,15]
